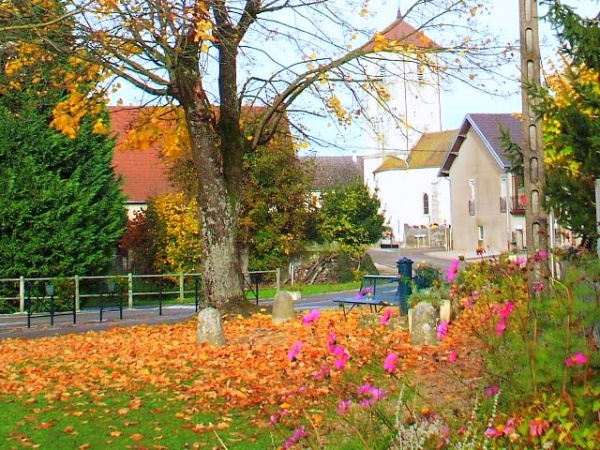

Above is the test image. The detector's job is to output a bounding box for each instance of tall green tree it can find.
[0,98,127,278]
[317,182,385,260]
[0,11,126,277]
[530,2,600,249]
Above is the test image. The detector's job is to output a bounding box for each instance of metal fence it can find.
[0,270,280,327]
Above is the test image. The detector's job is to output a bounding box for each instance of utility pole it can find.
[519,0,549,282]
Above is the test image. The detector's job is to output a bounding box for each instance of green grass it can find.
[255,280,361,300]
[1,390,277,449]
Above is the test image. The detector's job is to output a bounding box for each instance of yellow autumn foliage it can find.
[542,62,599,176]
[149,193,202,274]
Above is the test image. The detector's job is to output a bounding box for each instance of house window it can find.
[478,226,484,241]
[511,174,526,211]
[468,199,476,216]
[468,179,476,216]
[500,196,507,213]
[423,193,429,215]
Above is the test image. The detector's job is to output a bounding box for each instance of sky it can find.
[109,0,598,156]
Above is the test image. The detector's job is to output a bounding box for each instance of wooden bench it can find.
[333,275,402,319]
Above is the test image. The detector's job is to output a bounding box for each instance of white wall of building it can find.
[374,167,450,243]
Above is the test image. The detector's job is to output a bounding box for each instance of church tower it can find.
[363,6,443,159]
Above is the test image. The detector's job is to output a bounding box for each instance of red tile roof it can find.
[109,106,177,203]
[364,15,439,52]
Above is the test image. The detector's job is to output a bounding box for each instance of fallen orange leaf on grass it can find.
[130,432,144,441]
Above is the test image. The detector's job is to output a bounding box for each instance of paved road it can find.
[0,247,458,341]
[368,246,455,273]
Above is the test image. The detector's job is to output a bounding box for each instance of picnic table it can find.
[333,275,405,319]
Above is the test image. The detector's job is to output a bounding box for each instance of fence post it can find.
[74,275,80,311]
[179,273,184,303]
[276,268,281,292]
[19,276,25,313]
[128,273,134,309]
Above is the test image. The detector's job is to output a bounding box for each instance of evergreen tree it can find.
[0,10,126,277]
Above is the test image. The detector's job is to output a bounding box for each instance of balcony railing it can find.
[510,195,526,214]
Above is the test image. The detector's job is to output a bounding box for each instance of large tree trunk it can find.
[184,107,246,310]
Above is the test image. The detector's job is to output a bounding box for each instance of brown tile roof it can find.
[439,113,523,177]
[109,107,177,204]
[303,156,364,191]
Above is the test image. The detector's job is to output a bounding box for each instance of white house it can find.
[371,130,455,246]
[439,113,527,253]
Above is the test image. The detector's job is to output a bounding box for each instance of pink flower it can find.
[358,382,374,394]
[448,350,458,362]
[333,345,350,370]
[380,309,393,325]
[533,282,544,292]
[495,318,507,336]
[446,259,460,282]
[355,286,373,300]
[437,321,449,340]
[383,352,399,373]
[565,352,589,367]
[336,400,352,415]
[538,250,548,260]
[529,417,549,437]
[282,425,308,449]
[358,383,386,407]
[484,427,502,438]
[287,340,303,361]
[301,309,320,326]
[312,365,330,381]
[484,385,500,397]
[514,256,527,267]
[497,302,515,319]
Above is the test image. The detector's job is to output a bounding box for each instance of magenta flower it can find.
[514,256,527,267]
[448,350,458,362]
[383,352,399,373]
[565,352,589,367]
[484,385,500,397]
[336,400,353,415]
[287,340,303,361]
[301,309,321,326]
[533,281,544,292]
[437,321,449,340]
[358,382,374,394]
[355,286,374,300]
[380,309,393,325]
[497,302,515,319]
[495,318,507,336]
[446,259,460,282]
[333,345,350,370]
[358,383,386,407]
[312,365,330,381]
[529,417,549,437]
[282,425,308,449]
[538,250,548,260]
